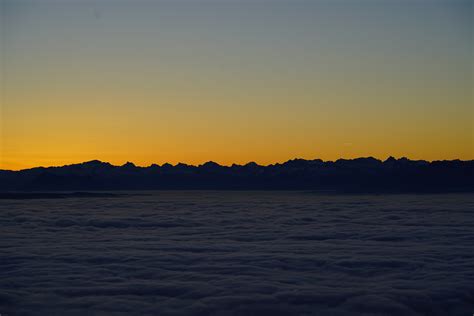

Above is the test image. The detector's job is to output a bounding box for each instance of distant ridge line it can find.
[3,156,473,172]
[1,157,472,192]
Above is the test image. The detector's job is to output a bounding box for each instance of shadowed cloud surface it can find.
[1,191,473,315]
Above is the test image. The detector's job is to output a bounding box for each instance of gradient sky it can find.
[1,0,472,170]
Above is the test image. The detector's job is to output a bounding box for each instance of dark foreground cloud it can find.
[1,192,473,315]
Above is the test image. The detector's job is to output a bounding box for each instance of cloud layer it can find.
[1,192,473,315]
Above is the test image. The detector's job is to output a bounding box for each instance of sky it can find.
[0,0,472,170]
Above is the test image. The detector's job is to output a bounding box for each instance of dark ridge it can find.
[0,157,472,193]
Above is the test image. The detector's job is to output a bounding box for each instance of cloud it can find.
[1,192,473,315]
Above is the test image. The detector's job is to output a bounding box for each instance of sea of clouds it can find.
[1,191,473,315]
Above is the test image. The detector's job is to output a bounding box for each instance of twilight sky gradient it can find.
[1,0,472,170]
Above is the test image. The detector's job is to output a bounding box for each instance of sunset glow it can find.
[1,0,472,170]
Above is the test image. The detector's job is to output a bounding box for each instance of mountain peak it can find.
[244,162,260,167]
[76,160,113,169]
[385,156,397,163]
[201,161,222,168]
[122,162,136,168]
[83,160,107,165]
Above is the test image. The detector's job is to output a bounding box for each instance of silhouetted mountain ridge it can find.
[0,157,472,192]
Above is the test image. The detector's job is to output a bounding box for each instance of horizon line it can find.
[2,156,473,172]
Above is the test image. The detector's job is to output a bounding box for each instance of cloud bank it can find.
[1,192,473,315]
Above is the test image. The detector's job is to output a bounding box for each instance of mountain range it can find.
[1,157,473,192]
